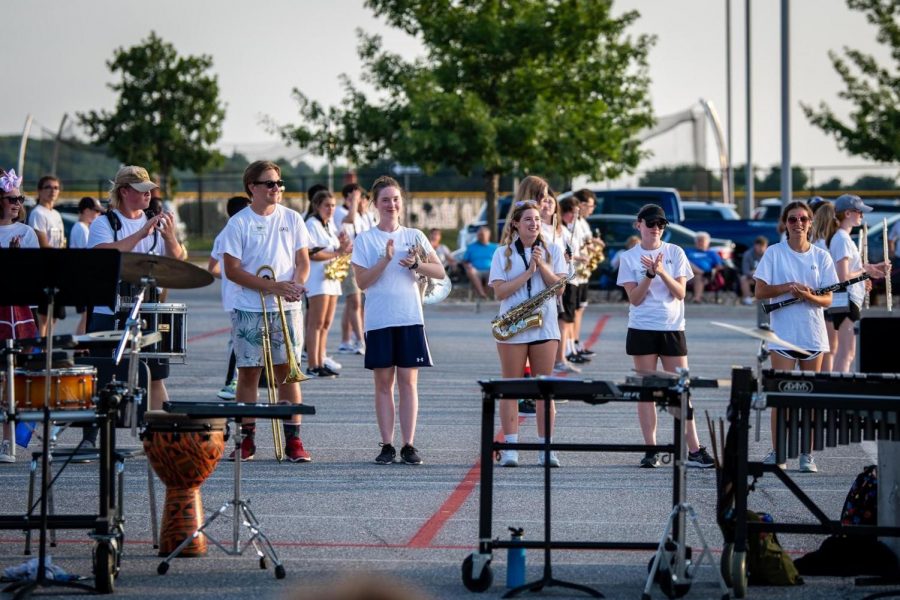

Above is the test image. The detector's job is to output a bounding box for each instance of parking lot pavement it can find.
[0,281,890,599]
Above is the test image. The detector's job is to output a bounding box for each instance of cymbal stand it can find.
[752,338,770,443]
[643,369,730,600]
[157,417,285,579]
[3,339,21,461]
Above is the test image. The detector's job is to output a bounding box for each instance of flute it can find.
[861,222,870,309]
[884,218,893,312]
[762,274,871,314]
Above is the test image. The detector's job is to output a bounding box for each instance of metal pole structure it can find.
[744,0,754,216]
[780,0,791,207]
[18,115,34,181]
[50,114,68,176]
[726,0,735,209]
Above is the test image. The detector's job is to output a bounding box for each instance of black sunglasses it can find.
[253,179,285,189]
[2,195,25,204]
[644,219,667,229]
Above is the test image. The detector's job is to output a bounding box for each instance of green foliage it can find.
[78,32,226,197]
[801,0,900,163]
[851,174,899,190]
[756,166,809,192]
[816,177,845,191]
[639,163,721,190]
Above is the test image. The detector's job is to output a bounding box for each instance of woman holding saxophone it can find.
[489,200,568,468]
[304,189,351,378]
[351,176,445,466]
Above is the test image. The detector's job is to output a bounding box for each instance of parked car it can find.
[682,200,741,221]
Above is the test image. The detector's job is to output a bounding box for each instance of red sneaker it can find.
[227,437,255,462]
[285,437,311,463]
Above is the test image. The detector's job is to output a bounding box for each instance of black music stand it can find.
[157,401,315,579]
[0,249,120,599]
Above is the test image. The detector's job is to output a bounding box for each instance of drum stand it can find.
[157,417,285,579]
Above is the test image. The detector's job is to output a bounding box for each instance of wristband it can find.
[645,271,656,279]
[408,260,420,271]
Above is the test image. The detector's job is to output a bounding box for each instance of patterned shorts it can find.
[231,309,304,369]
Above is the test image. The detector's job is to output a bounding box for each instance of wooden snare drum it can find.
[141,411,226,557]
[13,366,96,410]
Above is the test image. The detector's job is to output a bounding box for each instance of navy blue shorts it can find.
[364,325,433,370]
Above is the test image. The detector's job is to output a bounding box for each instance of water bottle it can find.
[506,526,526,588]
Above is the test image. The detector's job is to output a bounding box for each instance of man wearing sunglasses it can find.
[28,175,68,335]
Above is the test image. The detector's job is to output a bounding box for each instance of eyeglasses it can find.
[644,219,667,229]
[41,185,60,191]
[253,180,284,189]
[787,216,810,224]
[2,196,25,204]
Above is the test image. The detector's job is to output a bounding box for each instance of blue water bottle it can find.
[506,526,526,588]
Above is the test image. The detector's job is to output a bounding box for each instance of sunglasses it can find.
[253,179,285,189]
[787,215,810,224]
[2,195,25,204]
[644,219,667,229]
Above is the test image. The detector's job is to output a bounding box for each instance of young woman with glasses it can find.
[616,204,714,469]
[754,200,839,473]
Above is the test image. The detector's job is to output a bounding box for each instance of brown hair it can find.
[810,201,839,247]
[37,175,60,192]
[369,175,403,205]
[501,175,549,245]
[779,200,812,224]
[242,160,281,197]
[499,200,544,271]
[306,189,334,220]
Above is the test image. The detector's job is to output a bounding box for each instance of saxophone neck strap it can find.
[514,237,541,298]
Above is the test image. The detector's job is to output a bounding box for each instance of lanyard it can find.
[515,238,541,298]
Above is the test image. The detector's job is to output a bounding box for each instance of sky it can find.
[2,0,894,181]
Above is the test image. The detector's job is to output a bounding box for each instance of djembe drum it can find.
[141,411,226,556]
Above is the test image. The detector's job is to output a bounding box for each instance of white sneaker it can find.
[324,356,342,371]
[799,453,818,473]
[762,449,786,469]
[217,381,237,400]
[538,451,560,468]
[553,361,581,374]
[337,342,356,354]
[0,440,14,464]
[741,296,754,306]
[498,450,519,467]
[354,342,365,356]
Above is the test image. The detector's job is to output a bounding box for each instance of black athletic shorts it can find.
[626,328,688,357]
[558,284,578,323]
[829,301,861,329]
[36,301,66,320]
[364,324,433,370]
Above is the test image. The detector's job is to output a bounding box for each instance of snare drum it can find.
[119,302,187,363]
[13,366,96,410]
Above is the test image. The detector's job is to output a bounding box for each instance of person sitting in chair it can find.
[462,226,497,300]
[684,232,724,303]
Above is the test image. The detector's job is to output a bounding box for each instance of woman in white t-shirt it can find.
[304,190,351,378]
[489,200,568,468]
[810,202,841,371]
[616,204,714,469]
[755,201,838,472]
[351,176,445,466]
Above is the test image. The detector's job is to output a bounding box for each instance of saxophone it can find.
[324,254,352,281]
[575,230,606,280]
[491,274,572,341]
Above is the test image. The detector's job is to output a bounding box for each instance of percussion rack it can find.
[723,367,900,597]
[462,375,728,599]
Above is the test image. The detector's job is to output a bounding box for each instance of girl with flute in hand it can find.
[351,176,445,466]
[754,201,838,473]
[490,198,568,468]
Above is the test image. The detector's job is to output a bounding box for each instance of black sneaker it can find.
[640,451,660,468]
[519,399,536,415]
[566,352,590,364]
[686,446,715,468]
[305,367,319,378]
[400,444,423,465]
[320,366,340,377]
[577,347,596,357]
[375,443,396,464]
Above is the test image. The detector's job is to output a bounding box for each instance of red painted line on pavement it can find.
[582,314,610,351]
[187,326,230,343]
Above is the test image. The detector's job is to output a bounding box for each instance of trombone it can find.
[257,265,308,463]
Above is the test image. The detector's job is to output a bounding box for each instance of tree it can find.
[851,174,899,190]
[801,0,899,163]
[757,165,809,192]
[639,164,721,192]
[275,0,655,239]
[79,32,226,197]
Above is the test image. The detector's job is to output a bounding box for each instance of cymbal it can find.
[120,253,214,289]
[710,321,809,355]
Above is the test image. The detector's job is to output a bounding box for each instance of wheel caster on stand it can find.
[461,553,493,592]
[730,550,747,599]
[720,543,733,588]
[274,564,286,579]
[259,557,267,570]
[92,542,116,594]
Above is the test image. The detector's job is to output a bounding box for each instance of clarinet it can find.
[762,274,871,314]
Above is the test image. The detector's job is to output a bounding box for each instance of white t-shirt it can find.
[351,225,433,332]
[333,204,372,239]
[210,232,238,312]
[220,204,310,312]
[489,240,567,344]
[616,241,694,331]
[305,216,342,297]
[28,204,65,248]
[828,228,865,307]
[69,221,90,249]
[888,220,900,259]
[541,223,567,252]
[754,241,838,352]
[0,222,39,248]
[89,210,167,316]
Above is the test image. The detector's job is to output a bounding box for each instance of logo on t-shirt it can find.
[279,227,289,232]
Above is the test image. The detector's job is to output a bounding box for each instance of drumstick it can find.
[705,410,719,469]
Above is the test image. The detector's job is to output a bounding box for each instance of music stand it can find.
[0,249,120,598]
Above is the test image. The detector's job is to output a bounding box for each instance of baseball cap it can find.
[77,196,104,213]
[834,194,873,214]
[637,203,668,224]
[807,196,827,210]
[113,166,158,193]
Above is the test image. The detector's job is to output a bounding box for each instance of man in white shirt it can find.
[28,175,67,334]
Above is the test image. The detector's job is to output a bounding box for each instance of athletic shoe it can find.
[354,342,366,356]
[400,444,423,465]
[375,443,396,464]
[537,451,561,468]
[799,453,818,473]
[227,437,256,462]
[285,437,311,462]
[306,367,337,379]
[519,399,536,415]
[324,356,342,371]
[741,296,755,306]
[762,449,787,469]
[337,342,356,354]
[0,441,14,464]
[217,381,237,400]
[566,352,590,364]
[497,450,519,467]
[640,451,660,468]
[577,346,596,357]
[686,446,715,468]
[553,361,581,374]
[320,366,340,378]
